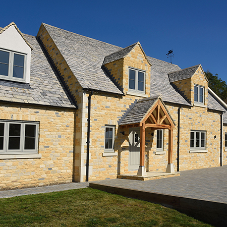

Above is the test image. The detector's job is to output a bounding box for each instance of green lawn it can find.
[0,188,211,226]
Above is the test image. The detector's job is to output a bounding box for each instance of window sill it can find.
[126,90,148,98]
[189,149,208,153]
[0,154,41,160]
[0,75,27,83]
[194,102,207,108]
[102,152,118,157]
[155,150,165,155]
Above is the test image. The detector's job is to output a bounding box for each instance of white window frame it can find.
[194,84,204,104]
[0,48,27,83]
[190,130,206,151]
[156,129,164,151]
[104,125,115,153]
[128,67,145,94]
[0,120,39,154]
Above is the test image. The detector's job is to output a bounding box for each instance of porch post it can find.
[137,123,146,176]
[166,127,175,173]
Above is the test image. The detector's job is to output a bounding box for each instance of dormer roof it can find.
[168,64,202,83]
[103,42,152,66]
[0,22,33,50]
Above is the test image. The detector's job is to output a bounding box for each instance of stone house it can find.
[1,22,227,189]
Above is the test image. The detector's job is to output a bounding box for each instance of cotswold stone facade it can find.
[0,103,75,189]
[1,22,227,189]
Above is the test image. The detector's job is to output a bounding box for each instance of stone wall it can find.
[0,102,75,189]
[37,25,86,182]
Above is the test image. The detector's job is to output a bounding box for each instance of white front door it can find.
[129,128,140,170]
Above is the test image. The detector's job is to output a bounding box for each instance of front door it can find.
[129,128,140,170]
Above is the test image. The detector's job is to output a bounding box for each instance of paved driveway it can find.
[91,165,227,204]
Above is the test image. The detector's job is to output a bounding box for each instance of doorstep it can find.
[117,171,180,181]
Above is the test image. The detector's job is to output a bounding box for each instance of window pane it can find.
[8,124,21,150]
[138,71,144,91]
[194,85,198,102]
[0,137,3,150]
[201,138,205,147]
[105,128,113,139]
[14,54,24,67]
[0,123,4,150]
[134,133,139,143]
[199,87,204,103]
[0,123,4,136]
[25,138,36,149]
[190,132,194,147]
[9,124,21,136]
[25,125,36,137]
[0,50,9,64]
[196,132,200,147]
[25,125,36,150]
[13,66,24,78]
[129,69,135,89]
[108,139,113,149]
[8,137,20,150]
[225,133,227,147]
[105,127,113,149]
[157,130,162,149]
[108,128,113,138]
[201,132,205,147]
[105,138,113,149]
[0,63,9,76]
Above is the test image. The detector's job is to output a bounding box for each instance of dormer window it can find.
[0,49,26,82]
[194,84,204,104]
[129,68,145,93]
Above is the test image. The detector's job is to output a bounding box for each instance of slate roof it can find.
[2,23,226,116]
[42,23,123,95]
[168,65,200,83]
[148,56,191,106]
[119,96,159,125]
[207,91,226,112]
[0,29,76,108]
[103,42,137,65]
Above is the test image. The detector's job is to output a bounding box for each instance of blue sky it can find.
[1,0,227,82]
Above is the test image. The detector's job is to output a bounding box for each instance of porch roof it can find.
[119,96,175,127]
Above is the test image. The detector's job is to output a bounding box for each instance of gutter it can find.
[86,90,93,182]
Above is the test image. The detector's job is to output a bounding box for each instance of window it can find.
[0,120,39,154]
[194,84,204,104]
[156,129,163,151]
[225,133,227,150]
[104,126,115,152]
[0,49,26,82]
[190,131,206,149]
[129,68,145,93]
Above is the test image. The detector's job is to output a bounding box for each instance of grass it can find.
[0,188,211,227]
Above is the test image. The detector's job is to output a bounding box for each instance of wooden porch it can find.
[119,96,180,179]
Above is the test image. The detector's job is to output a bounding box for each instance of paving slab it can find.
[90,165,227,204]
[90,166,227,226]
[0,182,89,198]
